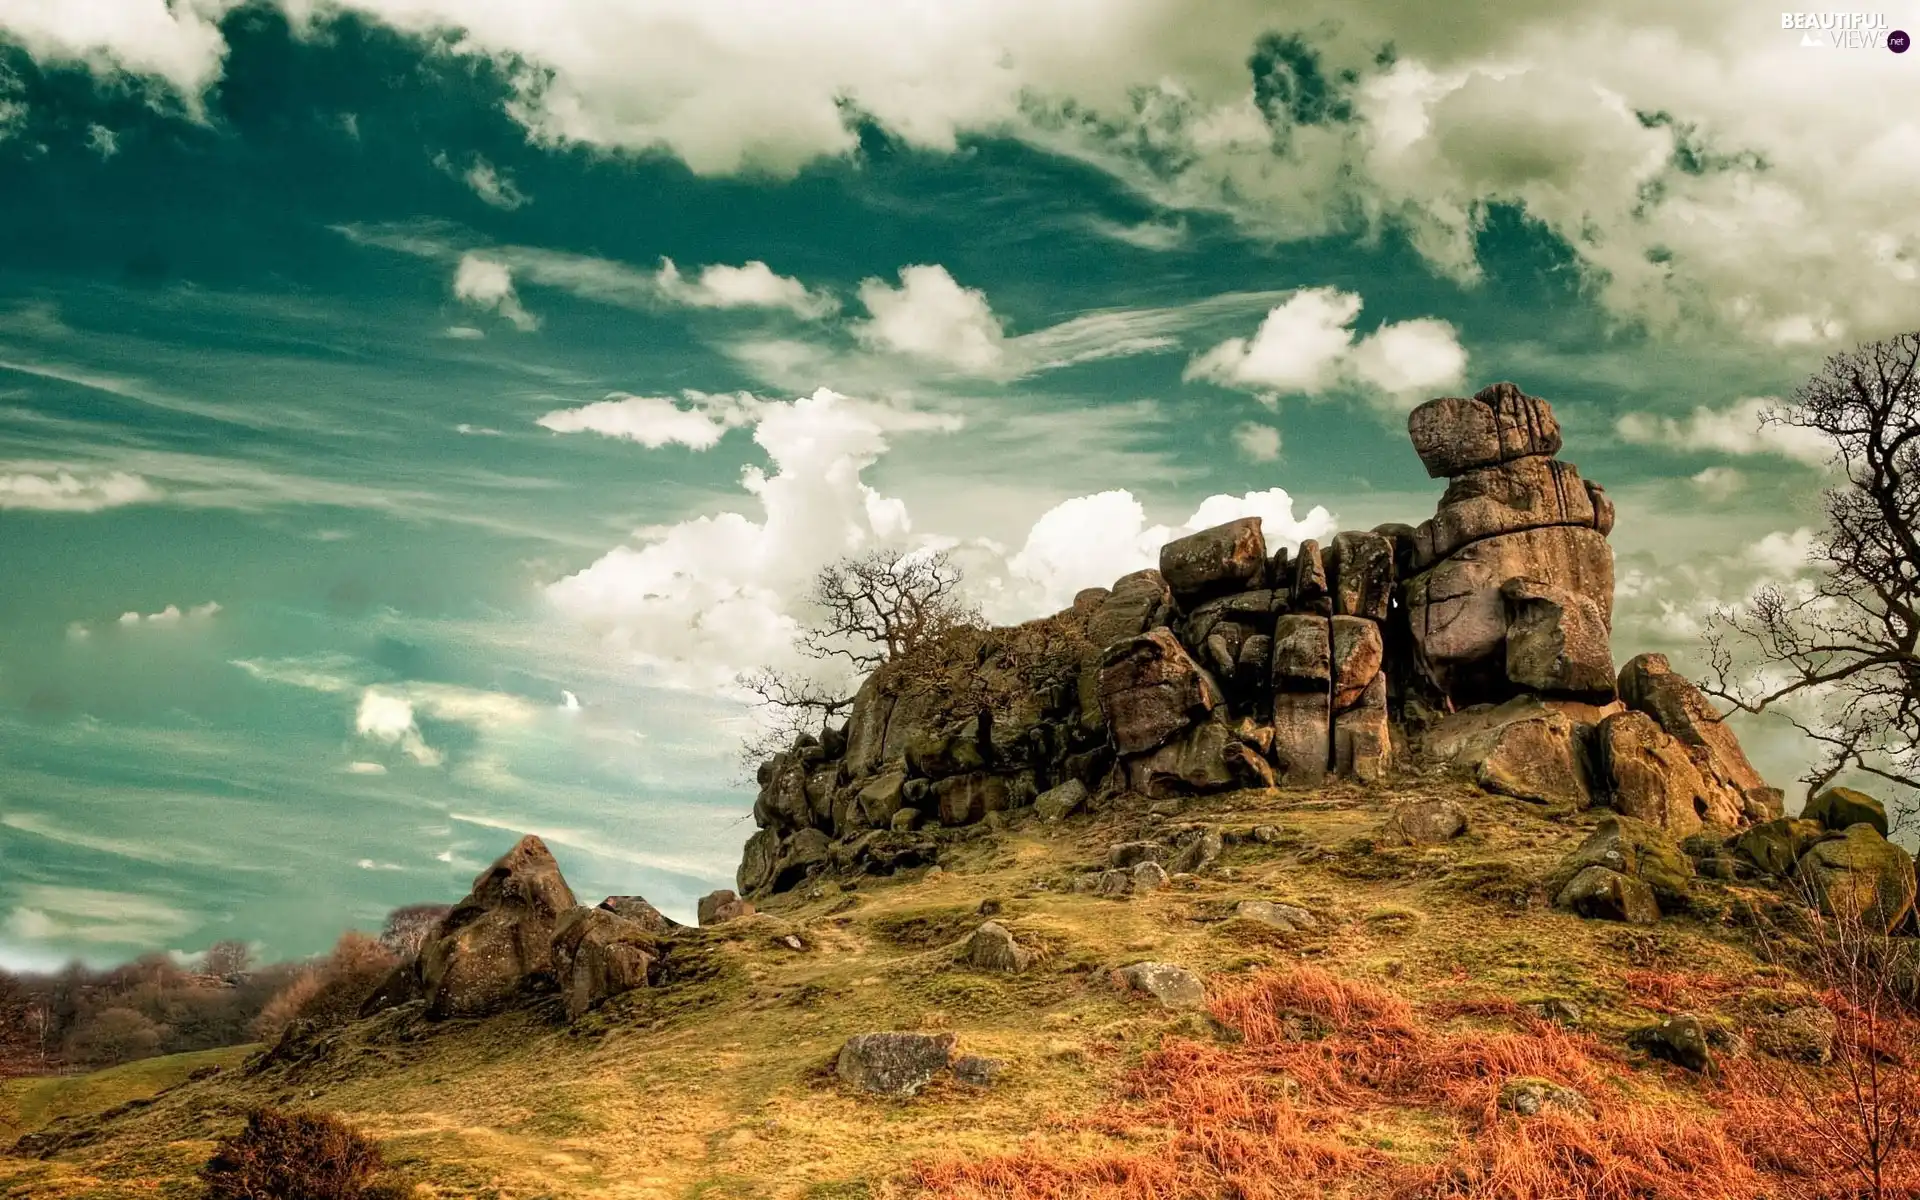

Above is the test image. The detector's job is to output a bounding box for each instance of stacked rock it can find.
[1401,382,1617,707]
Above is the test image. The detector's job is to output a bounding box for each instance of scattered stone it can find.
[1249,825,1285,844]
[698,889,756,926]
[1132,861,1171,893]
[891,807,923,832]
[959,921,1033,972]
[836,1032,957,1099]
[1381,798,1468,845]
[1803,786,1890,838]
[1109,840,1169,869]
[1097,869,1135,899]
[1233,900,1317,932]
[1033,779,1089,822]
[1545,816,1695,910]
[1556,866,1660,924]
[1114,962,1207,1009]
[1497,1077,1593,1118]
[1523,998,1584,1027]
[951,1054,1006,1089]
[1169,828,1225,875]
[1629,1014,1714,1073]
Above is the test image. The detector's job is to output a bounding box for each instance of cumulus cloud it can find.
[112,601,220,627]
[1691,466,1744,499]
[0,0,232,103]
[536,391,762,450]
[1615,397,1833,465]
[0,468,160,511]
[1748,527,1820,575]
[452,253,538,331]
[853,264,1007,373]
[1233,422,1282,462]
[354,688,442,766]
[657,258,837,318]
[1186,287,1467,405]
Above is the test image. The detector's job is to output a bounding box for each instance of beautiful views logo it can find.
[1781,11,1907,48]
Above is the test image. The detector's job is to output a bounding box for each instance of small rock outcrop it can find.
[416,835,578,1019]
[958,921,1033,972]
[697,889,755,926]
[1114,961,1207,1009]
[836,1032,957,1098]
[551,906,660,1019]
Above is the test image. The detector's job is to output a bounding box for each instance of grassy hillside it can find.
[0,777,1893,1199]
[0,1045,257,1146]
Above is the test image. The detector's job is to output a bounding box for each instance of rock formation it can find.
[734,381,1798,900]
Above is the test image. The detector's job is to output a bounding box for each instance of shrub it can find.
[63,1006,169,1066]
[201,1107,407,1200]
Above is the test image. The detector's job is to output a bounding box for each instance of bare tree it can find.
[199,940,254,978]
[378,905,452,959]
[735,549,982,769]
[1705,332,1920,831]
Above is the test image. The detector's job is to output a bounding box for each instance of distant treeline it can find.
[0,904,449,1076]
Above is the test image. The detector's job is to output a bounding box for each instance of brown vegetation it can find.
[201,1107,407,1200]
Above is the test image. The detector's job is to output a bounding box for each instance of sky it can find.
[0,1,1916,967]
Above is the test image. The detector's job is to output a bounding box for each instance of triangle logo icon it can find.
[1800,31,1824,46]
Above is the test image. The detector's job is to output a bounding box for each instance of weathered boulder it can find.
[1798,825,1918,934]
[737,828,780,896]
[1595,711,1744,835]
[1557,865,1660,924]
[1099,630,1223,755]
[906,714,989,779]
[952,1054,1006,1088]
[1271,614,1332,691]
[698,889,755,926]
[837,1032,956,1098]
[597,895,681,935]
[856,768,909,828]
[1502,579,1615,702]
[1132,861,1171,892]
[932,773,1012,826]
[958,921,1033,972]
[1381,797,1468,845]
[1422,699,1594,807]
[1616,653,1769,806]
[1159,517,1267,606]
[1413,455,1597,569]
[1751,1005,1837,1064]
[419,835,578,1019]
[1333,675,1391,783]
[1114,961,1206,1009]
[1803,787,1889,838]
[1088,570,1173,649]
[1408,381,1562,478]
[1271,691,1330,786]
[755,751,815,833]
[1546,816,1694,910]
[1169,828,1225,875]
[1497,1077,1593,1118]
[1126,716,1271,797]
[1233,900,1318,931]
[1629,1014,1714,1073]
[741,827,832,897]
[1330,530,1394,621]
[1405,525,1612,703]
[1330,616,1384,711]
[1732,818,1825,878]
[1033,779,1089,822]
[1291,539,1330,615]
[551,906,658,1019]
[1109,840,1169,868]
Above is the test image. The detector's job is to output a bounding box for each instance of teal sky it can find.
[1,2,1915,967]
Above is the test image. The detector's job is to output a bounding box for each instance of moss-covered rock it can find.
[1802,787,1889,837]
[1797,825,1917,934]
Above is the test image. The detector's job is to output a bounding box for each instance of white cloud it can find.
[345,760,388,775]
[443,325,486,340]
[0,0,232,103]
[1233,422,1282,462]
[4,885,194,945]
[452,253,538,331]
[464,158,528,210]
[0,468,160,511]
[1186,287,1466,405]
[1086,216,1189,250]
[853,264,1006,373]
[1748,527,1819,575]
[1615,396,1833,465]
[1690,466,1744,499]
[536,391,762,450]
[112,600,220,627]
[355,688,443,766]
[356,858,404,870]
[656,258,837,319]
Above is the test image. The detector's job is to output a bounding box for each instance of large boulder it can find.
[905,714,989,779]
[1558,865,1661,924]
[1113,961,1207,1009]
[419,835,578,1019]
[1271,614,1332,692]
[1333,674,1391,783]
[1099,630,1224,755]
[1412,455,1597,569]
[1616,654,1769,805]
[1271,691,1330,786]
[550,906,659,1019]
[1803,787,1889,838]
[958,921,1033,972]
[837,1032,956,1099]
[1421,698,1595,807]
[1798,825,1918,934]
[1330,617,1384,711]
[597,895,682,935]
[1595,711,1745,835]
[1125,716,1273,798]
[1159,518,1267,607]
[932,772,1013,826]
[1291,539,1330,615]
[1088,569,1173,649]
[1407,382,1562,478]
[697,889,755,926]
[1732,818,1826,878]
[1404,525,1613,703]
[1502,579,1615,702]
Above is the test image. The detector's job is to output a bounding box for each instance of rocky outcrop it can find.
[735,379,1778,900]
[1547,817,1695,922]
[415,836,578,1019]
[836,1032,956,1099]
[551,906,659,1019]
[1798,824,1917,934]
